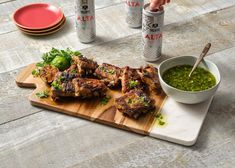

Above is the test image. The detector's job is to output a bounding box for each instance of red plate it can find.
[13,3,64,30]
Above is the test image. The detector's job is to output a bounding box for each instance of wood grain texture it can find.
[15,64,166,135]
[0,0,16,4]
[0,110,142,168]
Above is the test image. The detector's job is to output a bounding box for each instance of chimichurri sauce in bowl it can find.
[162,65,216,91]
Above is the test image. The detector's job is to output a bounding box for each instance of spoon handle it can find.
[188,43,211,77]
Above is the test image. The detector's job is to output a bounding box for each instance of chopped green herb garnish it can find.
[139,96,149,106]
[51,80,62,90]
[158,120,165,125]
[66,48,81,57]
[155,113,162,119]
[100,66,105,71]
[155,113,165,126]
[71,69,77,74]
[36,90,49,98]
[127,98,133,104]
[36,62,45,67]
[100,67,115,74]
[32,69,39,77]
[107,69,115,74]
[129,80,138,88]
[100,96,112,105]
[139,96,145,102]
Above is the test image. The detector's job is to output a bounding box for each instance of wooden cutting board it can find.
[16,64,212,146]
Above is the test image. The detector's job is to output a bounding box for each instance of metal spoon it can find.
[188,43,211,78]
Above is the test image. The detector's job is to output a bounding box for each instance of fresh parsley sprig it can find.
[36,90,50,98]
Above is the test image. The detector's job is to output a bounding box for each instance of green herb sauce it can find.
[162,65,216,91]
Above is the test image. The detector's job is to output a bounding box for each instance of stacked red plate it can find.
[13,3,65,36]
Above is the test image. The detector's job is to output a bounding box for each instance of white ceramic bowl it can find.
[158,56,221,104]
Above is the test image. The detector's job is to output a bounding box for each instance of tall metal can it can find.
[142,3,164,61]
[125,0,144,28]
[75,0,96,43]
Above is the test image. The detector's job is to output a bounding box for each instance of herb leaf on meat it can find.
[129,80,138,88]
[51,80,62,90]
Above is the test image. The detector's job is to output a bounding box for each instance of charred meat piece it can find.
[115,90,155,119]
[51,81,75,99]
[39,65,59,83]
[139,65,161,94]
[72,56,98,77]
[51,77,107,99]
[121,66,144,93]
[55,70,80,83]
[65,64,81,77]
[73,78,107,98]
[94,63,122,88]
[51,71,80,99]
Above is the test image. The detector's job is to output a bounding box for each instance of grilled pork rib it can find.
[73,78,107,98]
[94,63,122,88]
[72,56,98,77]
[139,65,161,94]
[115,90,155,119]
[39,65,59,83]
[121,66,144,93]
[51,73,107,100]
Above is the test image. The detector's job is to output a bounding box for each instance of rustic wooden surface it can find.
[0,0,235,168]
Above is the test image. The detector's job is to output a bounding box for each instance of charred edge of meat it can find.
[72,78,107,98]
[39,65,59,84]
[72,56,98,77]
[51,77,107,100]
[51,70,80,100]
[51,81,75,100]
[65,64,81,76]
[139,65,162,94]
[115,90,155,119]
[121,66,144,93]
[94,63,122,88]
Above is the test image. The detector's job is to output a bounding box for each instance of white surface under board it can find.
[149,97,213,146]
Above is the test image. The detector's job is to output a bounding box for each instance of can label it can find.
[142,5,164,61]
[75,0,96,43]
[125,0,143,28]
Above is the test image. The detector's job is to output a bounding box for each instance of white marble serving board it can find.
[149,97,213,146]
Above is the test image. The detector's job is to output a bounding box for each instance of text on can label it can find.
[77,16,94,21]
[145,33,162,40]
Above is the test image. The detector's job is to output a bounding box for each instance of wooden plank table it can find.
[0,0,234,167]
